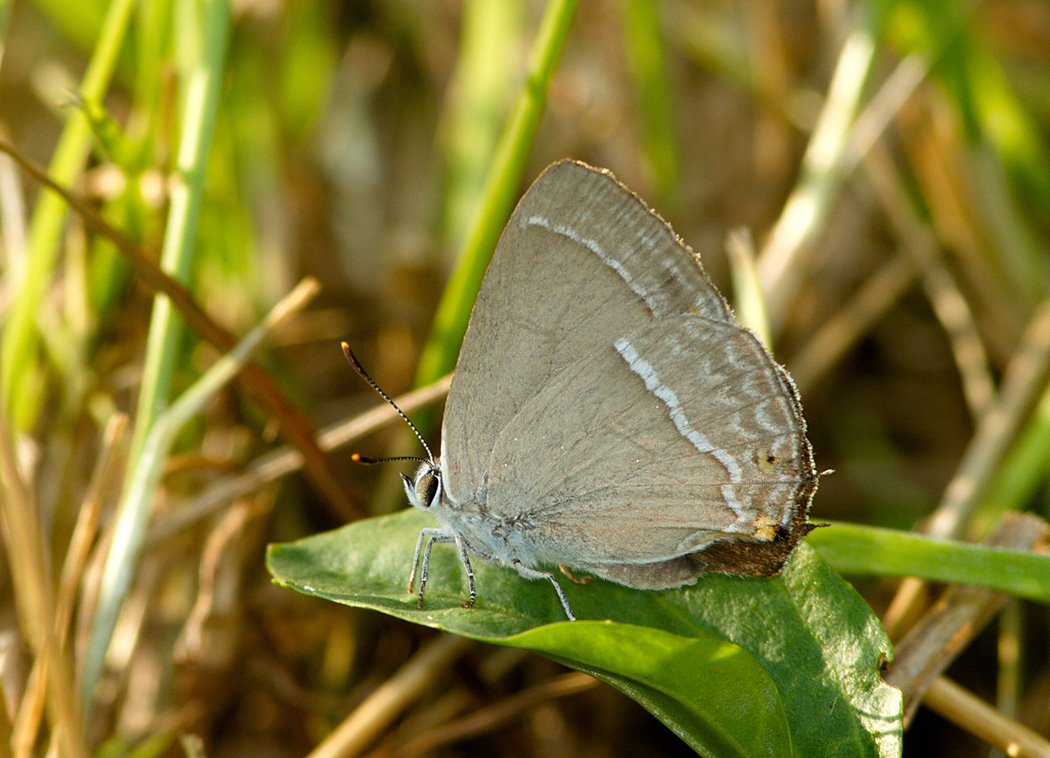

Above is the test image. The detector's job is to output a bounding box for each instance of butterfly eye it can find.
[396,457,438,510]
[416,468,442,509]
[403,465,443,510]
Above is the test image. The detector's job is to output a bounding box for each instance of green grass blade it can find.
[125,0,231,465]
[438,0,524,252]
[623,0,680,202]
[82,278,316,707]
[82,0,233,710]
[414,0,579,388]
[0,0,135,430]
[809,521,1050,603]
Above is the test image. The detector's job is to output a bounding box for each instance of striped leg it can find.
[513,561,577,621]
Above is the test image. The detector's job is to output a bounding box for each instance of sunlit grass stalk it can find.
[929,297,1050,540]
[81,277,318,707]
[725,228,771,349]
[757,16,876,337]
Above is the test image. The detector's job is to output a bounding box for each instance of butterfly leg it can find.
[409,528,446,594]
[558,564,592,584]
[415,529,453,608]
[512,561,577,621]
[453,532,477,609]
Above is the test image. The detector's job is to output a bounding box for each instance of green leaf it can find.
[809,521,1050,603]
[510,623,789,758]
[267,510,902,756]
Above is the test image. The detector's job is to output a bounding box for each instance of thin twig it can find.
[146,373,452,544]
[385,671,598,758]
[82,279,320,709]
[0,140,359,522]
[0,399,86,758]
[307,635,475,758]
[789,247,918,394]
[924,678,1050,758]
[14,414,128,755]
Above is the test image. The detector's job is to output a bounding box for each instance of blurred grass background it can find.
[1,0,1049,756]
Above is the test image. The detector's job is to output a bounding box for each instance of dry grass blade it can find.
[13,414,127,756]
[83,279,322,705]
[0,141,358,521]
[307,635,474,758]
[146,373,453,545]
[863,140,996,422]
[380,671,599,758]
[926,297,1050,539]
[923,679,1050,758]
[0,404,85,758]
[884,298,1050,635]
[886,513,1049,725]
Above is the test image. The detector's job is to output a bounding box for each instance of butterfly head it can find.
[401,459,444,511]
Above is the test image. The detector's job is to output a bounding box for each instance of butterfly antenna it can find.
[341,341,436,463]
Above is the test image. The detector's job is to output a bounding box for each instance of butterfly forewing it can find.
[442,161,737,504]
[439,160,816,588]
